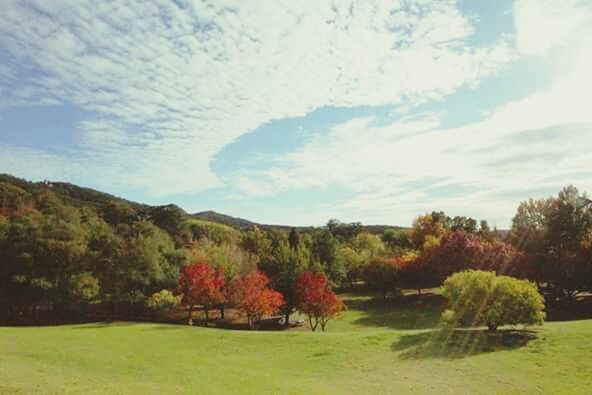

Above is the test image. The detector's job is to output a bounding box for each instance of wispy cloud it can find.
[0,0,513,195]
[513,0,592,56]
[232,32,592,225]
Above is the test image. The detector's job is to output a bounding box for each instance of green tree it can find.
[441,270,545,331]
[336,246,364,289]
[258,241,309,325]
[311,229,344,286]
[381,228,410,252]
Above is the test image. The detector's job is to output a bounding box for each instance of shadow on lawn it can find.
[391,328,538,360]
[545,294,592,322]
[349,293,445,330]
[71,321,140,329]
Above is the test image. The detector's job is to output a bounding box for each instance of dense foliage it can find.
[441,270,545,331]
[1,174,589,328]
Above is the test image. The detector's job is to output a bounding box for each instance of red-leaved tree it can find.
[422,231,519,283]
[295,272,344,332]
[178,262,225,325]
[228,271,284,329]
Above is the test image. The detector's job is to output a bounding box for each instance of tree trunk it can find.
[487,324,497,332]
[284,312,290,327]
[187,305,193,326]
[204,308,209,326]
[220,304,225,320]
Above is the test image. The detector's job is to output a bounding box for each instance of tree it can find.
[396,251,438,295]
[326,219,362,241]
[441,270,545,331]
[240,226,272,258]
[295,272,344,332]
[409,213,448,250]
[177,262,225,325]
[352,232,385,258]
[421,231,518,284]
[311,230,344,286]
[288,228,300,250]
[362,258,400,298]
[336,246,364,289]
[381,229,410,253]
[257,241,308,326]
[190,238,258,282]
[228,271,284,329]
[510,186,592,299]
[146,204,186,241]
[186,220,240,245]
[450,216,478,233]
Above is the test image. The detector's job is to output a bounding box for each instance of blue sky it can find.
[1,0,591,227]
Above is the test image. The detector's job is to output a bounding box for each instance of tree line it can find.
[0,174,589,328]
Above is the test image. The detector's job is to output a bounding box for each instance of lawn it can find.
[1,294,591,394]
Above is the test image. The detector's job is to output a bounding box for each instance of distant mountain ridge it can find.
[0,174,406,233]
[192,210,406,233]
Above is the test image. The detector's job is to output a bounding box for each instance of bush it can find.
[441,270,545,331]
[147,289,181,312]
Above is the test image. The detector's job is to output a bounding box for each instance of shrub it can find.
[147,289,181,312]
[441,270,545,331]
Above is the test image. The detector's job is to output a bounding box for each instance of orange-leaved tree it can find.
[295,271,344,332]
[228,271,284,329]
[178,262,225,326]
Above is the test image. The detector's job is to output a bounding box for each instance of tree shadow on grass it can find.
[350,293,445,330]
[545,294,592,322]
[391,328,538,360]
[70,321,140,329]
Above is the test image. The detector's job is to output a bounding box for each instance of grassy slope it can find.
[2,297,591,394]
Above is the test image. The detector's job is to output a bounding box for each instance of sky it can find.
[1,0,591,227]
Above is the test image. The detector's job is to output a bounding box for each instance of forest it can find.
[1,173,591,329]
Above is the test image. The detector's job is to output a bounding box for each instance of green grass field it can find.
[2,295,591,394]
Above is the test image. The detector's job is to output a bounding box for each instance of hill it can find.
[1,174,408,233]
[192,210,258,230]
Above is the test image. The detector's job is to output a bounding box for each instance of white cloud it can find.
[514,0,592,56]
[234,33,592,226]
[0,0,513,195]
